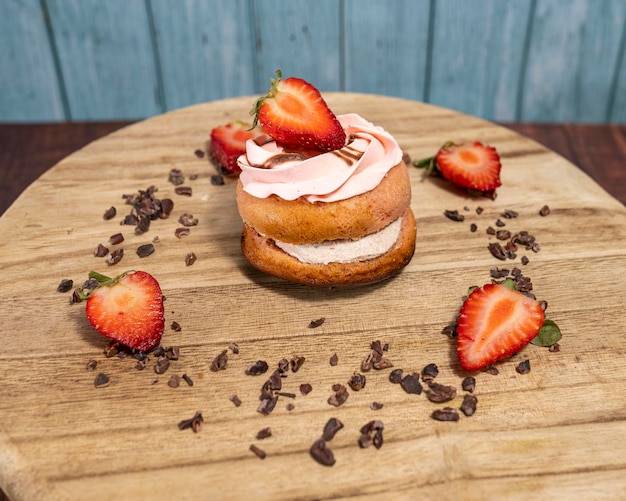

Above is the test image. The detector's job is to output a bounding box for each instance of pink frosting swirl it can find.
[237,113,403,203]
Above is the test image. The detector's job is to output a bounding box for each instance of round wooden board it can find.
[1,94,626,500]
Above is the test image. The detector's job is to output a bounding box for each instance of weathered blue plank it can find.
[46,0,161,120]
[428,0,532,121]
[149,0,257,111]
[0,0,624,123]
[252,0,342,92]
[609,24,626,123]
[520,0,626,123]
[343,0,431,101]
[0,0,65,121]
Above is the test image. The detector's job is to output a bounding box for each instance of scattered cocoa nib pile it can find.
[201,336,519,466]
[444,205,550,264]
[85,322,191,389]
[87,152,226,273]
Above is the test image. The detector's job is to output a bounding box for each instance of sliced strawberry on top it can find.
[435,141,502,192]
[251,70,346,152]
[83,270,165,352]
[456,282,545,372]
[210,121,263,174]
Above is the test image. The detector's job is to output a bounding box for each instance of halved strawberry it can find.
[456,281,545,372]
[415,141,502,194]
[251,70,346,152]
[210,121,263,174]
[82,270,164,352]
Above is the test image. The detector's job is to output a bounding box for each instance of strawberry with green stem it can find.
[250,70,346,152]
[415,141,502,196]
[456,278,548,372]
[79,270,164,353]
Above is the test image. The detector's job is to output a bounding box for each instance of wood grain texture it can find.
[428,0,531,121]
[0,0,65,121]
[150,0,257,109]
[521,0,626,122]
[46,0,162,120]
[1,94,626,500]
[343,0,431,100]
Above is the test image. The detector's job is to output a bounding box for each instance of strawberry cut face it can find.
[251,71,346,152]
[85,271,164,352]
[435,141,502,192]
[456,283,545,372]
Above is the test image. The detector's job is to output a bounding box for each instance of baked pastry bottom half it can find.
[241,208,416,286]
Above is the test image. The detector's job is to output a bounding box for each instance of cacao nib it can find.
[400,373,423,395]
[175,227,190,238]
[210,174,224,185]
[57,278,73,293]
[209,350,228,372]
[246,360,269,376]
[107,248,124,265]
[461,376,476,393]
[154,357,170,374]
[488,242,507,260]
[185,252,197,266]
[178,411,203,432]
[230,394,242,407]
[257,396,278,416]
[103,206,117,220]
[444,209,465,222]
[290,355,305,372]
[348,372,366,391]
[168,168,185,186]
[136,243,155,258]
[421,363,439,382]
[501,209,518,219]
[94,243,109,257]
[426,382,457,403]
[167,374,181,388]
[300,383,313,395]
[178,213,198,226]
[460,394,478,416]
[182,374,194,386]
[370,402,384,410]
[109,232,124,245]
[431,407,460,422]
[328,384,349,407]
[256,427,272,440]
[86,359,97,371]
[309,317,325,328]
[516,359,531,374]
[329,353,339,366]
[170,321,181,332]
[174,186,192,196]
[310,439,335,466]
[322,418,344,441]
[389,368,404,384]
[249,444,266,459]
[94,372,110,388]
[358,420,384,449]
[539,205,551,216]
[159,198,174,218]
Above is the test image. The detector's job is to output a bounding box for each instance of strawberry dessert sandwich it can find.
[236,71,416,286]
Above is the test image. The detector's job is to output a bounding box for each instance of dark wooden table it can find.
[1,121,625,217]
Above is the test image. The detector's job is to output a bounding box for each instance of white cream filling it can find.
[273,217,403,265]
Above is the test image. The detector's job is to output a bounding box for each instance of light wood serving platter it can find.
[1,94,625,501]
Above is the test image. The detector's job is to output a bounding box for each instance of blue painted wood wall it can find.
[2,0,625,123]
